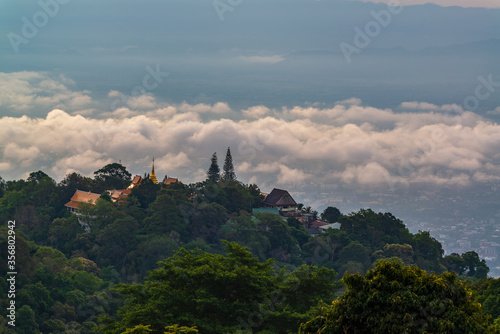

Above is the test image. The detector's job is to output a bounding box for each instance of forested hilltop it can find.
[1,162,500,333]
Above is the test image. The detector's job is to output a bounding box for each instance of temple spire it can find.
[149,157,158,184]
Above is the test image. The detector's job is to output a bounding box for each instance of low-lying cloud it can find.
[1,71,500,197]
[1,100,500,195]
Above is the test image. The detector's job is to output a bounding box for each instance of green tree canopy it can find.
[222,147,236,181]
[206,152,220,182]
[320,206,342,223]
[462,251,490,280]
[299,260,493,334]
[100,242,339,334]
[94,163,132,192]
[27,170,50,183]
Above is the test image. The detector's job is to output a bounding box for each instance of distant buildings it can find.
[262,188,298,213]
[65,160,180,215]
[260,188,335,236]
[65,190,101,214]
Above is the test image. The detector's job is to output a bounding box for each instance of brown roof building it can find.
[128,175,142,189]
[163,177,179,186]
[107,189,132,203]
[262,188,297,212]
[65,190,101,213]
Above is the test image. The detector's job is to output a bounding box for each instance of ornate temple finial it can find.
[149,157,158,184]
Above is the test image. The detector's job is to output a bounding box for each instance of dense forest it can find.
[1,160,500,333]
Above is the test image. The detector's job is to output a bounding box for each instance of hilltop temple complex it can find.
[65,160,179,214]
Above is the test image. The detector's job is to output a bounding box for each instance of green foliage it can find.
[130,178,161,209]
[339,209,412,249]
[206,152,220,182]
[188,202,227,244]
[412,230,445,272]
[258,212,298,262]
[59,172,94,201]
[164,324,198,334]
[462,251,490,280]
[219,211,271,260]
[320,206,342,223]
[443,252,466,275]
[0,167,494,334]
[302,229,351,268]
[287,217,311,247]
[299,260,494,334]
[222,147,236,181]
[475,278,500,322]
[16,305,40,334]
[373,243,414,265]
[27,170,50,183]
[48,216,85,254]
[101,242,339,334]
[121,324,153,333]
[337,241,371,274]
[94,163,132,192]
[0,231,113,333]
[143,194,186,238]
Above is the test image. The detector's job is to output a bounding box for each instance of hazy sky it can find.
[0,0,499,211]
[359,0,500,8]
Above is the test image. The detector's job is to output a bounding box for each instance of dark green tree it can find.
[99,242,339,334]
[188,203,227,243]
[443,252,466,275]
[222,147,236,181]
[58,172,95,207]
[94,163,132,192]
[101,242,277,334]
[287,217,311,247]
[320,206,342,223]
[48,216,85,256]
[93,217,140,267]
[337,241,372,274]
[302,229,351,267]
[143,193,187,238]
[412,230,445,273]
[0,176,5,198]
[257,212,297,262]
[129,178,161,209]
[27,170,50,183]
[339,209,412,249]
[206,152,220,182]
[16,305,40,333]
[219,211,271,260]
[462,251,489,279]
[476,278,500,323]
[299,260,494,334]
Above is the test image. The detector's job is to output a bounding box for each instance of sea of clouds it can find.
[1,71,500,199]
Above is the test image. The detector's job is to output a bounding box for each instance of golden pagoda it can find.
[149,158,159,184]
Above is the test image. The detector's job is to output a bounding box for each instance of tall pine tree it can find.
[222,147,236,181]
[207,152,220,182]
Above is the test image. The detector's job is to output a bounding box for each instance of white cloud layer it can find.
[1,71,500,193]
[1,98,500,193]
[0,72,93,114]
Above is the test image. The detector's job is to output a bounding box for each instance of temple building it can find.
[65,190,101,214]
[149,158,159,184]
[128,175,142,189]
[163,176,179,186]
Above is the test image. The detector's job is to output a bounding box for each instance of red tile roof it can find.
[65,190,101,209]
